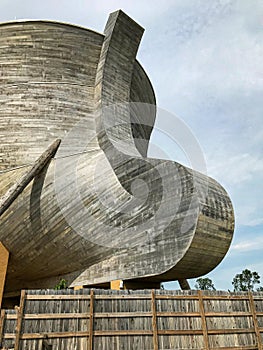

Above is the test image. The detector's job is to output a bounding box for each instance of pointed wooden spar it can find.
[178,278,191,290]
[0,139,61,217]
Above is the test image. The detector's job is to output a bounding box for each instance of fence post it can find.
[249,291,262,350]
[89,289,94,350]
[14,289,26,350]
[0,309,6,348]
[151,289,159,350]
[198,290,209,350]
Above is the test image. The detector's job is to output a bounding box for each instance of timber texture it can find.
[0,10,234,295]
[1,289,263,349]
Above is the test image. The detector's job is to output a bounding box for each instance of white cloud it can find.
[246,218,263,227]
[231,236,263,253]
[236,205,263,227]
[208,153,263,186]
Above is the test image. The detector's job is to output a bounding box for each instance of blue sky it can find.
[1,0,262,291]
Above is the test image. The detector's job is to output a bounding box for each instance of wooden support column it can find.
[74,286,83,291]
[0,242,9,309]
[110,280,123,290]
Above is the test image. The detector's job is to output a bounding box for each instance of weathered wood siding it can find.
[1,289,263,349]
[0,10,234,294]
[0,14,157,292]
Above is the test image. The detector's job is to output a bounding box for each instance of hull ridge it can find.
[0,11,234,295]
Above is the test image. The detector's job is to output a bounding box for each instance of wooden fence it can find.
[1,288,263,349]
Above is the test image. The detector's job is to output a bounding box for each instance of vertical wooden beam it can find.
[14,289,26,350]
[89,289,94,350]
[151,289,159,350]
[0,242,9,309]
[0,309,6,348]
[249,291,263,350]
[198,290,209,350]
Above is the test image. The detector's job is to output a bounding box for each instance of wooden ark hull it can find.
[0,11,234,296]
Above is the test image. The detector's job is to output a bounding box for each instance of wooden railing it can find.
[1,289,263,349]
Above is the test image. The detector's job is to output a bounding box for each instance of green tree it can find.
[195,277,216,290]
[54,278,67,290]
[232,269,260,291]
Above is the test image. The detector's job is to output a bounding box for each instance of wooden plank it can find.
[0,139,61,217]
[198,290,209,350]
[94,295,151,300]
[25,293,253,301]
[94,311,152,318]
[25,294,149,300]
[5,310,256,320]
[157,311,199,317]
[157,294,250,300]
[14,289,26,350]
[26,295,91,300]
[202,295,250,300]
[5,312,150,320]
[0,309,6,347]
[5,310,257,320]
[20,332,90,339]
[1,333,16,339]
[212,347,258,350]
[5,314,17,320]
[6,313,90,320]
[151,290,158,350]
[6,330,153,340]
[94,330,155,336]
[89,289,94,350]
[158,328,256,335]
[249,291,263,350]
[207,328,256,335]
[158,311,253,317]
[158,329,204,335]
[205,311,253,317]
[3,327,258,340]
[156,294,199,300]
[3,332,89,340]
